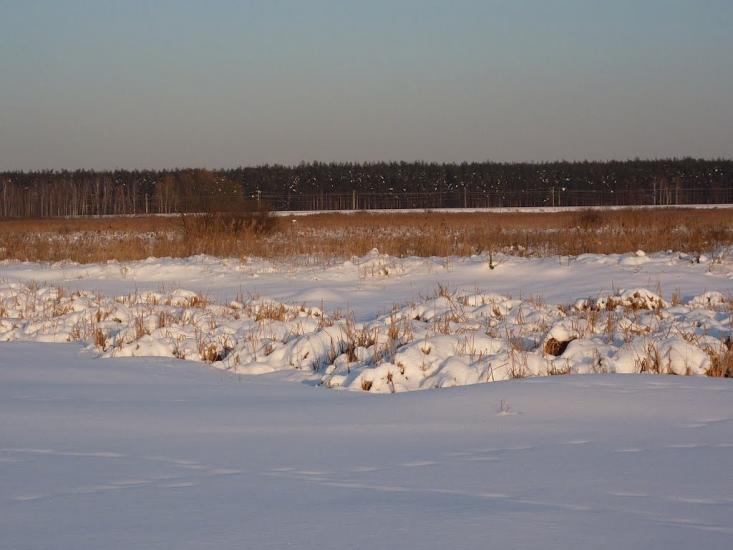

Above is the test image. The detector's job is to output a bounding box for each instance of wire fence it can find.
[250,187,733,212]
[3,186,733,218]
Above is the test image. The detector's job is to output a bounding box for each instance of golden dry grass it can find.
[0,208,731,262]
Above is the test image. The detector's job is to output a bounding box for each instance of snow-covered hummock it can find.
[2,343,733,549]
[1,280,730,392]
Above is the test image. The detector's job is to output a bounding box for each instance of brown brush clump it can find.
[255,303,288,322]
[1,207,732,262]
[706,339,733,378]
[93,328,107,351]
[637,343,663,374]
[544,338,573,357]
[706,351,733,378]
[198,341,222,363]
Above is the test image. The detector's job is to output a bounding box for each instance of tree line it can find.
[1,158,732,217]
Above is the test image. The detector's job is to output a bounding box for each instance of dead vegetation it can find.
[544,337,573,357]
[1,208,732,263]
[705,338,733,378]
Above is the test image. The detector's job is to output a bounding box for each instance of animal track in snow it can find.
[682,417,733,429]
[1,447,126,459]
[401,460,439,467]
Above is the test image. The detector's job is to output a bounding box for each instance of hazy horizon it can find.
[1,0,732,171]
[2,156,733,175]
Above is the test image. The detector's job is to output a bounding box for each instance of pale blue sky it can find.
[1,0,731,169]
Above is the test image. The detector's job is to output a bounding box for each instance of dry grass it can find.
[707,351,733,378]
[254,302,288,322]
[705,338,733,378]
[1,208,732,262]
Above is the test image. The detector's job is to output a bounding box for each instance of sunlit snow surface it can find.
[1,248,732,548]
[1,344,732,549]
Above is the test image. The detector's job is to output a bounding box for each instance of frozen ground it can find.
[1,248,732,547]
[1,343,732,549]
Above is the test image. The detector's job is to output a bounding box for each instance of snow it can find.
[1,247,732,547]
[0,279,729,389]
[272,204,733,216]
[1,249,731,392]
[2,343,733,549]
[1,247,731,320]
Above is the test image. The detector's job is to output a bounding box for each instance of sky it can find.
[0,0,731,170]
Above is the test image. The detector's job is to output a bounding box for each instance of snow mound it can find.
[1,283,731,392]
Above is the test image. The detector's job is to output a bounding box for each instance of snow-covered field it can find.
[1,247,732,548]
[2,247,731,319]
[2,344,732,549]
[273,203,733,216]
